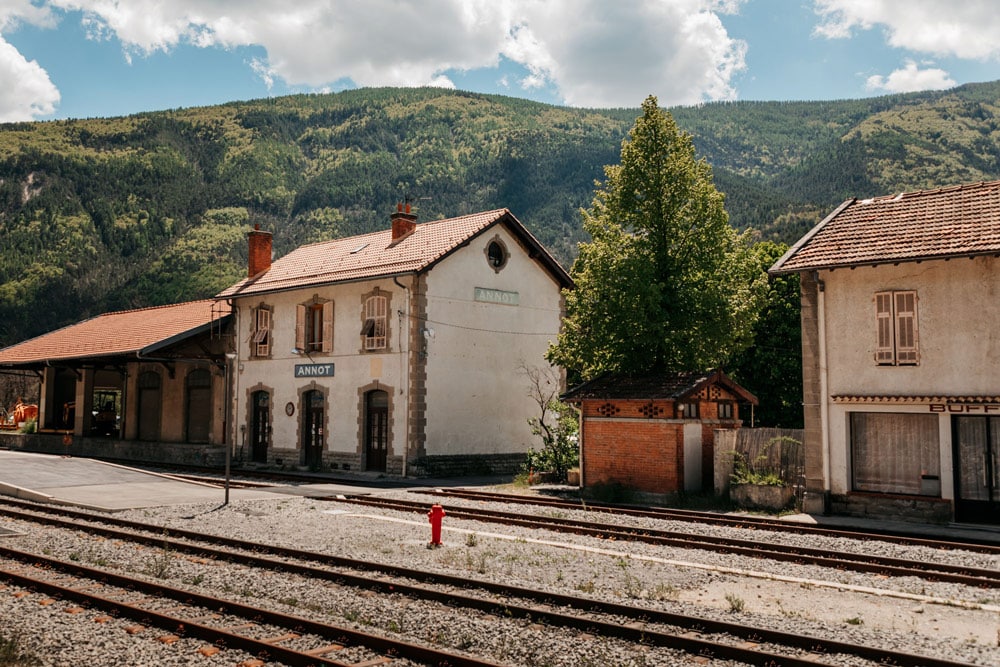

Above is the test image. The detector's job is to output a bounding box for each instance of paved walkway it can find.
[0,449,508,512]
[0,450,283,511]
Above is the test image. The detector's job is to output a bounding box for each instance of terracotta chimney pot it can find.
[247,224,273,277]
[390,203,418,242]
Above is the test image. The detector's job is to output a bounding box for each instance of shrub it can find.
[520,363,579,483]
[729,436,800,487]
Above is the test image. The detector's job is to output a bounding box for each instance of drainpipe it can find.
[393,275,410,478]
[815,271,831,513]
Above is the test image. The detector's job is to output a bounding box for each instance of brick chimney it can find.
[390,202,417,242]
[247,224,272,278]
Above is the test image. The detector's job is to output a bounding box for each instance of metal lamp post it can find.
[224,352,237,505]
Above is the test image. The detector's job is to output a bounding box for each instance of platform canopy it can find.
[0,300,231,371]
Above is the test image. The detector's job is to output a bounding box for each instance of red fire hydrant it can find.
[427,503,446,548]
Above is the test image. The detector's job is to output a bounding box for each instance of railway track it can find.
[0,544,493,667]
[414,487,1000,554]
[0,497,980,667]
[321,495,1000,588]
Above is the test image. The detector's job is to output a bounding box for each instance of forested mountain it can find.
[2,82,1000,346]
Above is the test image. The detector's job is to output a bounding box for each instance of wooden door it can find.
[250,390,270,463]
[302,390,324,468]
[365,390,388,472]
[137,371,161,441]
[185,369,212,443]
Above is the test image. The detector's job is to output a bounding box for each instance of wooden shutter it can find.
[874,292,895,364]
[894,291,918,364]
[321,300,334,353]
[295,304,306,351]
[255,307,271,357]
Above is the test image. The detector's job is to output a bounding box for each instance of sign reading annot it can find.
[295,363,335,378]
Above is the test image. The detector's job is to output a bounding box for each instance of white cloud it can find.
[814,0,1000,60]
[865,60,957,93]
[503,0,747,107]
[17,0,747,110]
[0,37,59,121]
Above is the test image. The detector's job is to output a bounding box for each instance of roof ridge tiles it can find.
[89,298,217,319]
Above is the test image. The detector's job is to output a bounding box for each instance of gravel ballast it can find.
[1,487,998,667]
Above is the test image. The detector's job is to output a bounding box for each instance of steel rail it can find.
[415,488,1000,555]
[325,495,1000,588]
[0,499,980,667]
[0,544,501,667]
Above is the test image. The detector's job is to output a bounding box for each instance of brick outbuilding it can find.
[563,370,757,496]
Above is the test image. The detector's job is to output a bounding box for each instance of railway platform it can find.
[0,449,507,511]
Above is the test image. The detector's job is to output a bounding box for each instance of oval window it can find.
[486,239,508,270]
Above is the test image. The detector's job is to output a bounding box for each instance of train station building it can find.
[0,206,572,476]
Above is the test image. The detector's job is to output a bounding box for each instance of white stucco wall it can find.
[818,256,1000,498]
[228,223,567,468]
[422,226,565,456]
[821,256,1000,396]
[231,278,408,465]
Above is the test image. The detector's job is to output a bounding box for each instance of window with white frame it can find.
[250,305,272,358]
[875,290,919,365]
[361,294,387,351]
[296,299,333,353]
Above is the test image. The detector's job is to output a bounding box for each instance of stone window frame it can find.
[244,383,275,459]
[484,234,509,273]
[356,380,395,465]
[360,287,391,352]
[249,303,273,359]
[296,295,334,354]
[297,382,330,463]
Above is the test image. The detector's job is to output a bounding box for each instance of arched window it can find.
[296,298,333,353]
[361,295,388,350]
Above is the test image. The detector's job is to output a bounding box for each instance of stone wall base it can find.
[0,432,224,467]
[407,453,525,478]
[830,492,953,525]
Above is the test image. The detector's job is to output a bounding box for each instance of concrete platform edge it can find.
[0,481,54,504]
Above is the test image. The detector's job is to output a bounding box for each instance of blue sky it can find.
[1,1,999,122]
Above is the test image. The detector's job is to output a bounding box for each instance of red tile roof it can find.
[216,209,571,299]
[0,300,229,366]
[770,180,1000,274]
[562,369,758,404]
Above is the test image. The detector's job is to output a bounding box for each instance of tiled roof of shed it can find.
[0,299,229,366]
[770,180,1000,274]
[216,208,571,299]
[562,369,758,404]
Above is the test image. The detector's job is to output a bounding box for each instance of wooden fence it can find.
[714,427,805,501]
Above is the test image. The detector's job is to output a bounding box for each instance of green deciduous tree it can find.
[548,96,766,379]
[729,241,803,428]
